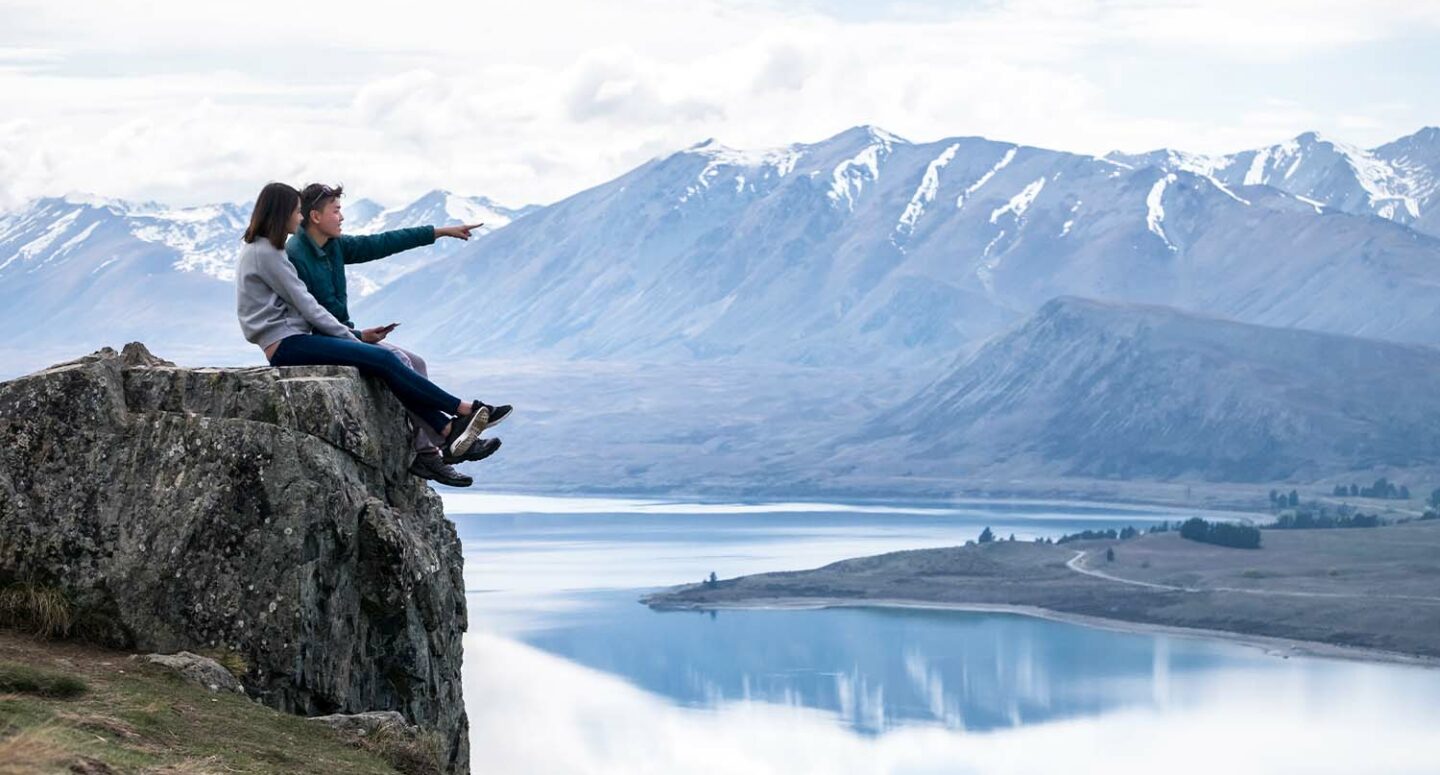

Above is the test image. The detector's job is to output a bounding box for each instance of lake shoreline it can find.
[441,478,1431,523]
[643,522,1440,665]
[649,596,1440,670]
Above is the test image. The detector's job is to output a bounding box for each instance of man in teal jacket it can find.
[287,182,510,486]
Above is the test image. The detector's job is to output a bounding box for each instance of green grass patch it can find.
[0,661,87,698]
[0,639,414,774]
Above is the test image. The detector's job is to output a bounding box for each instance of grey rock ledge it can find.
[0,343,470,773]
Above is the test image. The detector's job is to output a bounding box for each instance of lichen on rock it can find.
[0,343,470,773]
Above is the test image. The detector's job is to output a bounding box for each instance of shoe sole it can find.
[443,438,502,465]
[481,405,511,428]
[409,467,473,488]
[446,406,490,458]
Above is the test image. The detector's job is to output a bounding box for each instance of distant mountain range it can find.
[4,126,1440,490]
[0,190,532,354]
[851,297,1440,482]
[360,125,1440,366]
[1107,127,1440,237]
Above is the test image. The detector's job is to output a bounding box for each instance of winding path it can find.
[1066,550,1440,603]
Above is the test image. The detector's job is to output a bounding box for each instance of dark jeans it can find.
[269,334,458,434]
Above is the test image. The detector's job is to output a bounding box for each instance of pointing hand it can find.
[436,223,485,241]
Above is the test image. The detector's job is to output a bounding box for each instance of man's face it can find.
[310,199,344,238]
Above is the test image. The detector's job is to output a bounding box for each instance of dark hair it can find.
[243,182,300,250]
[300,182,344,224]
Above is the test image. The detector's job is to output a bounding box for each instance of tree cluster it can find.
[1056,528,1119,545]
[1179,517,1261,549]
[1331,478,1411,500]
[1271,511,1382,530]
[1268,489,1299,508]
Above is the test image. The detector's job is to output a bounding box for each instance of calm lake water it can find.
[443,494,1440,775]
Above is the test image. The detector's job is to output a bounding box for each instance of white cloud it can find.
[1,0,1437,210]
[465,631,1440,775]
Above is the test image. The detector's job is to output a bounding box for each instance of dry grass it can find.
[141,754,230,774]
[0,724,70,775]
[0,583,72,639]
[55,711,142,742]
[353,725,446,775]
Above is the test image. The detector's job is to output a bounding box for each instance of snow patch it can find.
[989,177,1045,224]
[896,143,960,235]
[976,230,1007,293]
[1146,173,1178,252]
[681,145,803,204]
[1059,199,1082,237]
[55,221,100,258]
[10,208,81,269]
[956,147,1016,210]
[828,143,886,211]
[1243,149,1271,186]
[1201,174,1250,206]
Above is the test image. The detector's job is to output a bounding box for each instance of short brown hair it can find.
[300,182,344,224]
[243,182,300,250]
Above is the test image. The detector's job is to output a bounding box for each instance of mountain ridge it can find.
[854,296,1440,482]
[358,124,1440,366]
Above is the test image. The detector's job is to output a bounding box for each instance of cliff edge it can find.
[0,343,469,773]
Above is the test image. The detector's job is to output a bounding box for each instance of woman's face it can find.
[287,202,303,234]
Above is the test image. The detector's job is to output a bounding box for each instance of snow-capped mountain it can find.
[0,196,247,355]
[1107,127,1440,237]
[848,296,1440,482]
[342,191,535,295]
[0,190,530,355]
[360,125,1440,366]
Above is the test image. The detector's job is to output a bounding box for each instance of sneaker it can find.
[409,452,473,487]
[474,400,512,428]
[445,437,501,465]
[444,404,490,458]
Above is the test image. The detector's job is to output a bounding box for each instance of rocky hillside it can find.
[857,297,1440,482]
[0,344,470,773]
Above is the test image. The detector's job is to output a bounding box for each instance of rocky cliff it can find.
[0,343,470,773]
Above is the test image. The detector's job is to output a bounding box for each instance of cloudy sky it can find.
[2,0,1438,210]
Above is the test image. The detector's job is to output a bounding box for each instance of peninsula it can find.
[644,518,1440,664]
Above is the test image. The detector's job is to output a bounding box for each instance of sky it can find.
[2,0,1438,210]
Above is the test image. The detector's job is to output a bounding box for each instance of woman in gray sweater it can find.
[236,182,500,471]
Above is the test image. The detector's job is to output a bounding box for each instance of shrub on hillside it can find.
[1179,517,1261,549]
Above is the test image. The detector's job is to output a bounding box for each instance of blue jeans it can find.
[269,334,458,434]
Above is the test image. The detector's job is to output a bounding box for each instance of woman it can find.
[236,182,501,474]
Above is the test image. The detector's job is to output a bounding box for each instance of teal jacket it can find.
[285,226,436,329]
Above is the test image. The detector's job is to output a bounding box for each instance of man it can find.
[287,182,511,487]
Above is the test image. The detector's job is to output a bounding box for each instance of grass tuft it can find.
[0,582,73,639]
[354,725,446,775]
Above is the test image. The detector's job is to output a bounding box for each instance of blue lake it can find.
[445,494,1440,775]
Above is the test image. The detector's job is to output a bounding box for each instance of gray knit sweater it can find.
[235,238,357,350]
